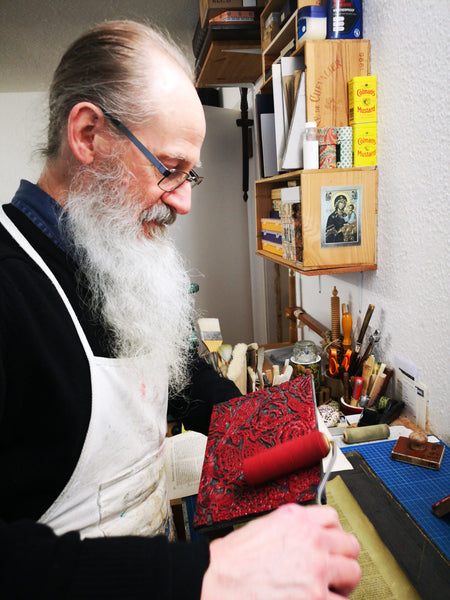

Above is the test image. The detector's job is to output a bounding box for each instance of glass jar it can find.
[292,340,318,364]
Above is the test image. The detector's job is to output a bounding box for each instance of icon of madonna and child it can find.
[321,186,362,247]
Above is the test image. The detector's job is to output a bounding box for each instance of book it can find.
[193,376,321,532]
[255,93,277,178]
[260,113,278,177]
[280,55,305,126]
[164,430,208,500]
[281,72,306,170]
[271,62,287,171]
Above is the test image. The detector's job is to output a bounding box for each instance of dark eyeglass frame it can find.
[101,110,203,192]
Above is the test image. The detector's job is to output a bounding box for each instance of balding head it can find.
[43,20,195,161]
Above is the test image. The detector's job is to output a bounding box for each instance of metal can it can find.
[326,0,363,40]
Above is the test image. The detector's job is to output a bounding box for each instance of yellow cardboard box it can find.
[261,217,282,233]
[262,240,283,256]
[352,123,377,166]
[349,76,377,125]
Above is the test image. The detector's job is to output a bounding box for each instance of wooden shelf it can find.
[196,39,262,87]
[256,249,377,276]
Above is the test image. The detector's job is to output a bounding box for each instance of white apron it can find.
[0,208,171,539]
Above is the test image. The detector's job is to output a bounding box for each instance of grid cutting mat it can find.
[341,439,450,559]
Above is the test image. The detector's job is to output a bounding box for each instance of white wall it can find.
[0,92,46,203]
[170,105,254,346]
[287,1,449,442]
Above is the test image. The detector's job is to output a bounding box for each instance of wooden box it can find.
[255,167,377,274]
[304,40,371,127]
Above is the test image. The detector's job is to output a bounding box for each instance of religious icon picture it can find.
[321,185,362,248]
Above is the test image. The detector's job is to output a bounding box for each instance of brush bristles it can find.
[203,340,223,353]
[198,318,223,351]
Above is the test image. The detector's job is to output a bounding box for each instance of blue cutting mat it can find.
[341,438,450,559]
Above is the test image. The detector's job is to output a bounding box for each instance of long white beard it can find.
[63,160,195,393]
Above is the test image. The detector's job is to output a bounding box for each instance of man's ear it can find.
[67,102,106,165]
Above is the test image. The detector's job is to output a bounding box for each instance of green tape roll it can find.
[343,424,390,444]
[377,396,390,410]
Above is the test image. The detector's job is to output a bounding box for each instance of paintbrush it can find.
[197,318,223,354]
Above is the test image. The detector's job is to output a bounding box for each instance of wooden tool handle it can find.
[341,303,352,352]
[356,304,375,346]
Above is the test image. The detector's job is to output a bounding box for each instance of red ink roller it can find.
[243,429,330,487]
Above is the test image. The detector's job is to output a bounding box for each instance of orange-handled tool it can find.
[341,303,352,352]
[328,348,352,377]
[328,348,340,377]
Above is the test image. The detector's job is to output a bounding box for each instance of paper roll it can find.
[343,424,390,444]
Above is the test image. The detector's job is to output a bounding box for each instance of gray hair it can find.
[43,20,193,160]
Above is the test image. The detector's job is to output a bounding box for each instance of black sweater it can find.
[0,201,240,599]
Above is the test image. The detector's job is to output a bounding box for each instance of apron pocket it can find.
[97,451,169,537]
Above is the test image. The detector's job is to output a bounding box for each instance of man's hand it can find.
[201,503,361,600]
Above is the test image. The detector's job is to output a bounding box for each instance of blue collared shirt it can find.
[11,179,69,254]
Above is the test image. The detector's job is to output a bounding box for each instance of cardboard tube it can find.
[343,424,390,444]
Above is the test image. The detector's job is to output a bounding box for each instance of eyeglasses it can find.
[102,110,204,192]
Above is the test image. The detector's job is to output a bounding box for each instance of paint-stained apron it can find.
[0,208,171,539]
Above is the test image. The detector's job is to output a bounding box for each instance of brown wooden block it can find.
[391,436,445,471]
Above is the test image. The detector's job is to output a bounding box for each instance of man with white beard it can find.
[0,20,361,600]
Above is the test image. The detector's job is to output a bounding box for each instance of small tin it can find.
[327,0,363,40]
[318,127,337,168]
[290,356,321,392]
[336,127,353,168]
[297,5,327,44]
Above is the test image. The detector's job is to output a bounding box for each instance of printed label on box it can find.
[349,76,377,124]
[352,123,377,166]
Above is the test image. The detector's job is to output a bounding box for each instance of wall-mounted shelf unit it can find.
[256,167,378,276]
[255,2,377,276]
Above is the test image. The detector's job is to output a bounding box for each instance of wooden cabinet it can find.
[255,167,378,276]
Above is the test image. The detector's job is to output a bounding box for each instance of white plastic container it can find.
[303,122,319,170]
[297,6,327,44]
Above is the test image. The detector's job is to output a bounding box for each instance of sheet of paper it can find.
[395,368,429,429]
[316,410,353,471]
[326,476,421,600]
[164,431,207,501]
